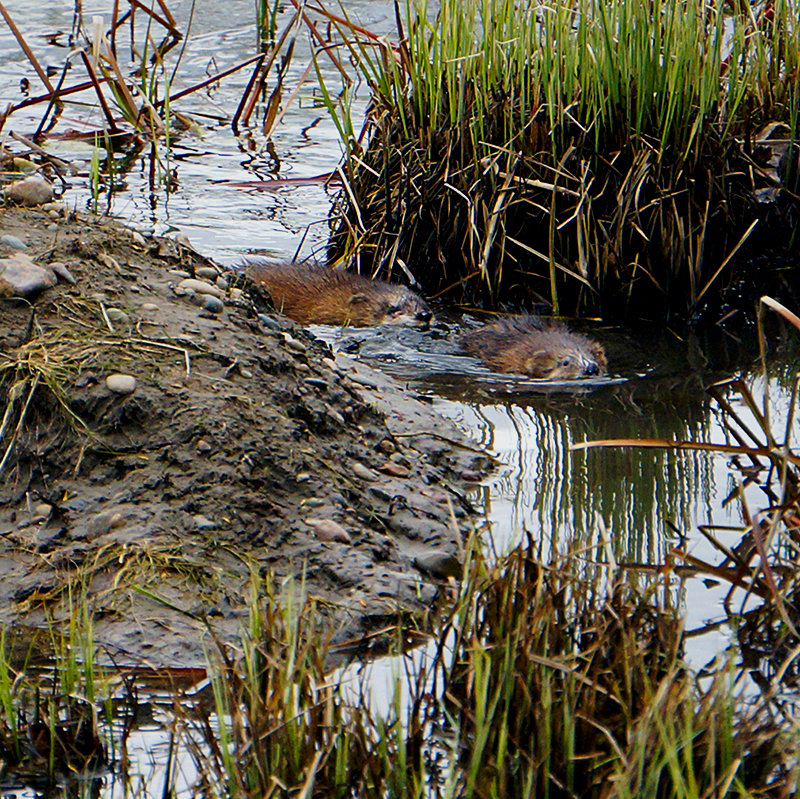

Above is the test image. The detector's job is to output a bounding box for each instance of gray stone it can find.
[0,234,27,251]
[49,262,77,284]
[195,267,219,280]
[200,295,224,314]
[4,175,54,206]
[0,253,57,297]
[305,518,351,543]
[414,551,462,579]
[175,278,225,298]
[105,373,137,394]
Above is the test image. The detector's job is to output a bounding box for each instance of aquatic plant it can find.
[306,0,800,322]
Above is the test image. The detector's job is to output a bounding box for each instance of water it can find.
[2,0,799,793]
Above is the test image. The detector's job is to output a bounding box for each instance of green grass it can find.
[304,0,800,322]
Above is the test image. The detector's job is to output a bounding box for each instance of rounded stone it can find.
[105,374,137,394]
[200,295,224,313]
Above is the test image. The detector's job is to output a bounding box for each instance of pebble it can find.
[301,497,326,508]
[140,302,159,311]
[414,551,462,579]
[193,514,216,530]
[304,378,328,389]
[0,253,57,297]
[296,472,311,483]
[176,278,225,298]
[130,230,147,246]
[352,462,378,482]
[12,157,38,173]
[168,270,192,279]
[87,510,126,538]
[215,276,229,291]
[283,335,307,354]
[106,308,131,326]
[378,461,411,477]
[105,373,137,394]
[49,262,76,284]
[195,267,218,279]
[229,287,243,301]
[0,234,28,251]
[4,174,54,206]
[305,517,351,543]
[42,202,66,216]
[349,373,379,390]
[258,314,282,331]
[32,502,52,522]
[327,409,345,426]
[200,295,224,314]
[378,438,396,454]
[196,439,212,453]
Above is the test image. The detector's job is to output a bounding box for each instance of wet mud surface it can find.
[0,205,488,667]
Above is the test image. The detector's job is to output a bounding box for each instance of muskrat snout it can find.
[584,361,600,377]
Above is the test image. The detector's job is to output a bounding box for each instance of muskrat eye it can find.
[559,357,572,367]
[387,304,404,315]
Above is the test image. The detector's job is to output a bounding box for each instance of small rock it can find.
[0,253,57,297]
[195,267,218,280]
[0,234,28,251]
[304,378,328,390]
[193,514,216,530]
[414,551,462,579]
[4,174,54,206]
[87,510,126,538]
[140,302,159,311]
[378,461,411,477]
[350,373,379,390]
[305,518,351,543]
[301,497,326,508]
[459,469,483,482]
[327,409,345,426]
[176,278,225,299]
[258,314,282,331]
[105,374,137,394]
[196,439,212,453]
[49,262,76,284]
[352,462,378,482]
[106,308,131,326]
[378,438,396,454]
[168,270,192,279]
[296,472,311,483]
[283,334,307,354]
[12,157,38,173]
[31,502,52,522]
[130,230,147,246]
[215,276,229,291]
[42,202,66,216]
[229,287,243,301]
[200,295,224,314]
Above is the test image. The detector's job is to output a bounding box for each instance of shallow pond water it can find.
[2,0,799,793]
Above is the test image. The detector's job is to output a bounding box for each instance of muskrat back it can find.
[247,261,432,328]
[460,316,606,379]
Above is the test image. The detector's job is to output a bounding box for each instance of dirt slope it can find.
[0,204,486,667]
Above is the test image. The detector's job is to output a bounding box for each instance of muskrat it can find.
[247,261,432,328]
[460,316,606,379]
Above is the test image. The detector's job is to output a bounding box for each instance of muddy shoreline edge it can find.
[0,204,490,668]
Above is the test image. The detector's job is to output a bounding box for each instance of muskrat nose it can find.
[584,362,600,376]
[417,310,432,323]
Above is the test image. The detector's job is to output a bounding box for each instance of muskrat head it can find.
[523,337,607,379]
[348,287,433,328]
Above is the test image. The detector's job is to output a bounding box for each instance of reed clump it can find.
[312,0,800,322]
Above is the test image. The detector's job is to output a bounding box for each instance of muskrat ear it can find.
[348,293,369,306]
[591,343,608,370]
[524,351,556,378]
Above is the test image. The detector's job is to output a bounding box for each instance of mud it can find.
[0,204,488,668]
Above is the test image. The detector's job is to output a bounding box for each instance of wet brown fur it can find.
[247,262,432,327]
[460,316,607,379]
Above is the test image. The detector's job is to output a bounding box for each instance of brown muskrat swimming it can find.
[247,261,432,328]
[460,316,607,379]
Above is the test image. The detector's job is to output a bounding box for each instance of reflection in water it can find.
[437,383,716,565]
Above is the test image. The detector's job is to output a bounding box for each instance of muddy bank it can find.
[0,204,487,667]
